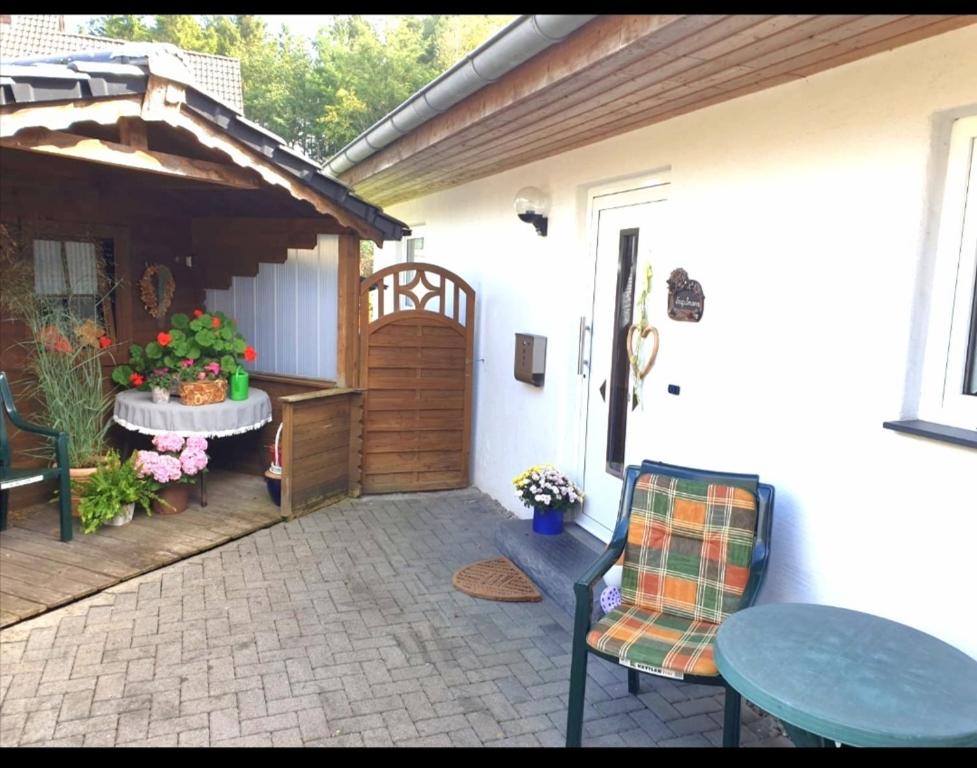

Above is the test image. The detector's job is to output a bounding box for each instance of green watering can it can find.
[230,366,249,401]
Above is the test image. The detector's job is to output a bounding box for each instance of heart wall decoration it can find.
[627,264,660,410]
[627,323,660,381]
[139,264,176,322]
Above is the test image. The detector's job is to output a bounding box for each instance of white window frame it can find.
[403,226,426,265]
[919,114,977,428]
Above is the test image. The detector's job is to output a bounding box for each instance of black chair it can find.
[0,370,72,541]
[566,459,774,747]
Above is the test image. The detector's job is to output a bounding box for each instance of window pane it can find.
[33,239,67,295]
[65,241,98,294]
[606,229,639,476]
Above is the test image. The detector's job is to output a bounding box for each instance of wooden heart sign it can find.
[627,323,659,380]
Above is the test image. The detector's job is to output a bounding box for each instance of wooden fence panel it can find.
[280,388,363,518]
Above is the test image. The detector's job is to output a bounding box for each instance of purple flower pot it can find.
[532,505,564,535]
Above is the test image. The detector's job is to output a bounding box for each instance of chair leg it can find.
[627,668,640,695]
[58,471,72,543]
[56,435,72,542]
[565,637,589,747]
[1,487,8,531]
[723,685,742,748]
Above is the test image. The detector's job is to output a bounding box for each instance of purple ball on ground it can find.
[600,585,621,613]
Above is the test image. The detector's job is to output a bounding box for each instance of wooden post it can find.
[280,400,295,519]
[337,234,361,388]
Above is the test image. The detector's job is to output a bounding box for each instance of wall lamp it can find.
[514,186,550,237]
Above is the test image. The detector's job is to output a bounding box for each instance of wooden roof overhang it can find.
[339,14,977,206]
[0,73,409,246]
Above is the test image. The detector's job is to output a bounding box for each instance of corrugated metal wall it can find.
[205,235,339,380]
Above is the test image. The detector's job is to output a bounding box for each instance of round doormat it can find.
[452,557,542,602]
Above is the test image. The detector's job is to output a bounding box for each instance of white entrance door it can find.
[578,183,670,540]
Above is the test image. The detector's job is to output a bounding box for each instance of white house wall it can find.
[206,234,339,380]
[377,26,977,659]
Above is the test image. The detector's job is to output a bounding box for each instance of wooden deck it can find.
[0,470,282,628]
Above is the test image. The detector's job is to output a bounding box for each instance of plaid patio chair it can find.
[0,371,72,541]
[566,460,774,748]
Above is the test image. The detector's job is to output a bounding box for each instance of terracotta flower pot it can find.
[152,482,191,515]
[69,466,99,518]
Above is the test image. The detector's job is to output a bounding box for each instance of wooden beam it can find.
[336,234,361,388]
[0,96,143,138]
[162,106,387,246]
[118,117,148,149]
[1,83,388,245]
[1,129,261,189]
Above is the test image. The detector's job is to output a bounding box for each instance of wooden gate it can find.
[359,262,475,493]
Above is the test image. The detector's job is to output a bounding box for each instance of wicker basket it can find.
[179,377,227,406]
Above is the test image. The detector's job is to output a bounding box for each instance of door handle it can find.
[599,379,606,402]
[577,316,590,376]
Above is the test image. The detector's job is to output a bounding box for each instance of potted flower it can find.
[512,464,583,535]
[112,309,257,406]
[135,433,209,514]
[146,367,177,403]
[76,450,160,533]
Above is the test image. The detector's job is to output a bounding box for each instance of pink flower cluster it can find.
[135,450,182,483]
[153,433,185,452]
[135,433,210,483]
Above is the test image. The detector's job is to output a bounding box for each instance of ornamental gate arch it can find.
[359,263,475,493]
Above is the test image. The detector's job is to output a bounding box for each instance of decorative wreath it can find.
[139,264,175,319]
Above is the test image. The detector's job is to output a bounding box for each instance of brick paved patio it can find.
[0,489,791,747]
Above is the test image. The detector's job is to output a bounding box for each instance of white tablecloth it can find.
[113,388,272,438]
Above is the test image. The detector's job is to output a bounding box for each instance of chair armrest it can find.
[7,410,62,439]
[574,542,625,599]
[572,541,626,638]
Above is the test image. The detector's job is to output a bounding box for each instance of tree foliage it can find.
[86,14,512,163]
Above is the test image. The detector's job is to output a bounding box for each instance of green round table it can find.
[715,603,977,747]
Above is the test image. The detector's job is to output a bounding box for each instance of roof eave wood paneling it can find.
[341,14,976,207]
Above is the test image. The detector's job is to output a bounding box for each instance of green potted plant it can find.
[146,367,177,404]
[76,450,160,533]
[0,228,116,513]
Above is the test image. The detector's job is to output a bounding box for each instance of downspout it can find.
[324,14,597,177]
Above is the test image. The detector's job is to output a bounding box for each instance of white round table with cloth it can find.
[113,388,272,507]
[113,388,272,437]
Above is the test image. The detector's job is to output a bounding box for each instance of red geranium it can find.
[129,373,145,387]
[243,346,257,362]
[157,332,172,346]
[211,316,221,329]
[192,308,204,318]
[98,336,112,349]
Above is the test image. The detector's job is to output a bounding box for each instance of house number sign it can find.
[666,268,705,322]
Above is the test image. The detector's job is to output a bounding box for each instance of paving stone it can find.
[58,690,93,722]
[115,709,150,743]
[178,727,211,746]
[18,708,58,744]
